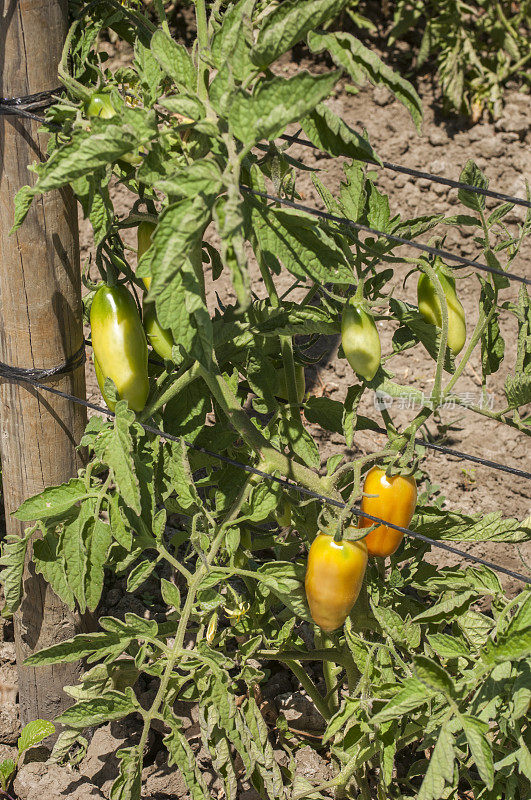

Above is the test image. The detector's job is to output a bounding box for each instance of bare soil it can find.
[1,37,529,800]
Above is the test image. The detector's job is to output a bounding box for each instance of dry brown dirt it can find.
[1,36,530,800]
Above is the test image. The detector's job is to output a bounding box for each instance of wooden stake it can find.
[0,0,88,724]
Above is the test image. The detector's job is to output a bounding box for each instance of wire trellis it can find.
[2,368,529,586]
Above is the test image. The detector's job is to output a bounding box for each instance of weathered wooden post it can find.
[0,0,87,723]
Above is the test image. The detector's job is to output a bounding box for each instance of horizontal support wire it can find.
[2,369,529,585]
[280,133,531,210]
[83,338,531,481]
[241,186,531,286]
[3,94,529,211]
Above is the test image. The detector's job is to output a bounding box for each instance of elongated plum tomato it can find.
[305,533,368,632]
[137,222,176,361]
[90,284,149,413]
[341,300,381,381]
[417,269,466,356]
[143,303,175,361]
[275,364,305,403]
[137,221,156,285]
[360,467,417,557]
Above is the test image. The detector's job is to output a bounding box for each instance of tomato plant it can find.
[1,1,530,799]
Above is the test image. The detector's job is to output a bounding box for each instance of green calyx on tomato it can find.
[274,363,305,404]
[90,284,149,413]
[341,299,381,381]
[359,466,417,558]
[305,532,368,632]
[417,267,466,356]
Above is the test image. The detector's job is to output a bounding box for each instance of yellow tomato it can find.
[305,533,368,632]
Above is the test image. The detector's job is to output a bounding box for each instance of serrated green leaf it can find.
[126,559,156,592]
[308,30,422,131]
[149,196,212,352]
[18,720,55,754]
[0,759,15,789]
[33,533,76,610]
[372,677,433,724]
[413,655,455,698]
[163,708,210,799]
[458,160,488,211]
[150,29,196,91]
[304,396,344,435]
[460,715,494,788]
[371,602,421,649]
[301,102,380,164]
[0,530,32,617]
[56,688,139,729]
[12,111,156,232]
[24,631,127,665]
[505,372,531,409]
[427,633,472,660]
[414,506,531,543]
[257,562,312,623]
[110,746,142,800]
[85,518,112,612]
[156,159,223,199]
[161,578,181,611]
[413,591,474,623]
[418,723,455,800]
[251,0,349,67]
[93,402,141,513]
[250,202,353,285]
[14,478,88,521]
[229,71,340,146]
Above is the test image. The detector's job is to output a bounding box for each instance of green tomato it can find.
[86,92,116,120]
[341,300,381,381]
[417,269,466,356]
[275,363,305,403]
[143,302,175,362]
[86,93,143,166]
[90,284,149,412]
[138,222,156,291]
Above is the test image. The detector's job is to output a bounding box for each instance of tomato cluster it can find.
[305,467,418,632]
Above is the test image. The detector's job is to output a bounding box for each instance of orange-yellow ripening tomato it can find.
[305,533,368,632]
[360,467,417,557]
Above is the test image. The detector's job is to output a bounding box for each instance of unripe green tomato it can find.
[86,93,143,166]
[90,284,149,412]
[143,302,175,361]
[86,92,116,120]
[341,300,381,381]
[137,222,156,291]
[275,364,305,403]
[417,270,466,356]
